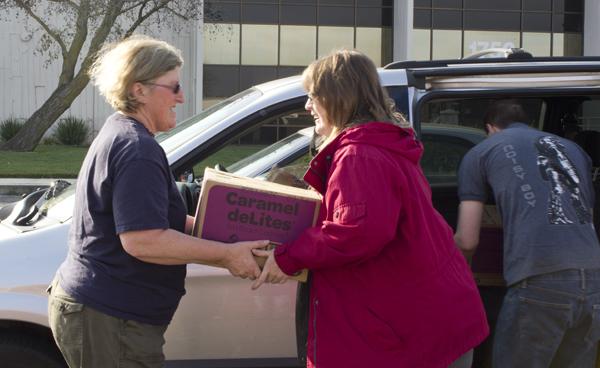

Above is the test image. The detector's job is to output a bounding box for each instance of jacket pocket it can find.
[333,203,366,224]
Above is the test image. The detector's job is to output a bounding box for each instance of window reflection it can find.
[241,4,278,24]
[522,33,551,57]
[205,1,240,23]
[356,27,382,66]
[523,12,551,32]
[280,26,317,66]
[552,13,583,33]
[203,65,240,97]
[414,8,432,28]
[553,33,564,56]
[523,0,551,11]
[318,6,355,26]
[563,33,583,56]
[240,66,278,90]
[464,31,520,56]
[432,9,461,30]
[432,30,461,59]
[281,5,316,24]
[553,32,582,57]
[433,0,461,8]
[413,0,582,59]
[463,0,521,10]
[411,29,431,60]
[357,7,393,27]
[203,23,240,64]
[241,25,278,65]
[318,26,354,57]
[204,0,394,103]
[464,10,521,31]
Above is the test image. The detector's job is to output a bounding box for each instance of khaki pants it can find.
[47,278,168,368]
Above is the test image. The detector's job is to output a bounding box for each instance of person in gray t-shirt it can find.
[454,99,600,368]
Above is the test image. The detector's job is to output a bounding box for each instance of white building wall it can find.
[0,7,202,138]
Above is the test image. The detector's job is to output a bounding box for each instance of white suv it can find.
[1,55,600,368]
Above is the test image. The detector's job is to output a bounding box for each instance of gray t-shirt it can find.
[458,123,600,285]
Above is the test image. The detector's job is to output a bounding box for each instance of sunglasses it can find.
[145,82,181,94]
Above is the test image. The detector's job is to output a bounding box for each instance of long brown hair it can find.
[302,49,407,141]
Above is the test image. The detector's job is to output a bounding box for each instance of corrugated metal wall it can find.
[0,8,201,139]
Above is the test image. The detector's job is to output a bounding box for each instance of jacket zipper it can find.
[313,299,318,366]
[307,166,326,192]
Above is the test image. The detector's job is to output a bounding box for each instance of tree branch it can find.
[14,0,67,55]
[48,0,78,9]
[60,0,90,85]
[77,0,125,78]
[165,5,189,20]
[135,0,149,21]
[121,0,147,14]
[123,0,169,38]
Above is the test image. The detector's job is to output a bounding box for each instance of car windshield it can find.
[156,88,263,154]
[39,184,76,213]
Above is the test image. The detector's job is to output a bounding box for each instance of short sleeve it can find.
[458,148,489,202]
[112,159,171,234]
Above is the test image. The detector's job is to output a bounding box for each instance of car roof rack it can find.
[384,55,600,70]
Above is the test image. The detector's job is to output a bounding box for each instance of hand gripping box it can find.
[192,168,322,282]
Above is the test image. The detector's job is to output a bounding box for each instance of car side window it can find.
[420,98,544,131]
[420,134,475,185]
[574,99,600,170]
[191,110,313,176]
[386,86,410,119]
[418,97,546,186]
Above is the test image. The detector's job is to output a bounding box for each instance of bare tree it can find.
[0,0,203,151]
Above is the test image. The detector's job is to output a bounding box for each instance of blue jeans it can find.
[493,268,600,368]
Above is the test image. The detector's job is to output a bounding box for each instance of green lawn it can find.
[0,145,88,178]
[0,144,265,178]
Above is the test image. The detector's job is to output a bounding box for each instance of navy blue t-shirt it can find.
[58,113,187,325]
[458,123,600,285]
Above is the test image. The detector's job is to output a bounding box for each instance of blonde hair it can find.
[89,35,183,113]
[302,49,407,142]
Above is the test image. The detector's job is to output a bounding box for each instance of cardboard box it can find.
[471,204,505,287]
[192,168,322,282]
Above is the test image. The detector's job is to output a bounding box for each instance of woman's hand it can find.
[251,249,288,290]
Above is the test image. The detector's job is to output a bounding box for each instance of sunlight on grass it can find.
[0,145,88,178]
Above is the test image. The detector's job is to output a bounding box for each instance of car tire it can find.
[0,333,65,368]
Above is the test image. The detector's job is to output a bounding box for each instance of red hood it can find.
[305,122,423,193]
[334,122,423,164]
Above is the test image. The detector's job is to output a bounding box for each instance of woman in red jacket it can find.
[253,50,488,368]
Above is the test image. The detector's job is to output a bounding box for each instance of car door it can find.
[410,66,600,368]
[164,102,311,367]
[163,81,411,366]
